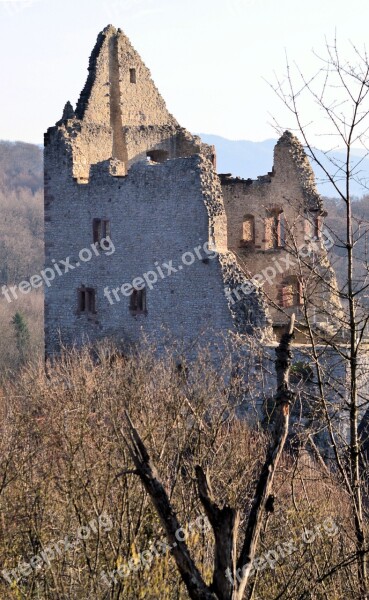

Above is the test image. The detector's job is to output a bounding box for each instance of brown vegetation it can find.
[0,342,363,599]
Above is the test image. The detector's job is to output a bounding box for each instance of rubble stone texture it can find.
[44,25,339,356]
[221,131,342,334]
[44,25,272,356]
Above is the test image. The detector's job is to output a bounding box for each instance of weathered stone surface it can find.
[61,101,75,122]
[44,24,272,358]
[221,131,342,334]
[48,25,212,183]
[44,27,341,357]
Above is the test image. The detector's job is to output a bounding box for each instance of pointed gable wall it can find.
[116,30,178,127]
[75,26,113,126]
[44,24,272,357]
[46,25,208,182]
[75,25,178,128]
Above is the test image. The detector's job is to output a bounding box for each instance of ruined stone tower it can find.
[44,25,271,356]
[220,131,342,340]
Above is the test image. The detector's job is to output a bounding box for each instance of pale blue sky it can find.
[0,0,368,145]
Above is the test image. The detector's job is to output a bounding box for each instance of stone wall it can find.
[53,25,211,182]
[44,25,272,357]
[238,339,369,458]
[220,131,342,333]
[44,147,271,356]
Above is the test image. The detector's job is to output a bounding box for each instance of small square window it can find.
[93,219,111,246]
[130,68,137,84]
[78,287,96,314]
[130,287,146,315]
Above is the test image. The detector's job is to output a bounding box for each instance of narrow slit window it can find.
[240,214,255,247]
[314,214,321,239]
[130,68,137,84]
[93,219,111,245]
[130,287,147,315]
[78,287,96,314]
[279,212,286,247]
[271,214,280,249]
[265,209,284,249]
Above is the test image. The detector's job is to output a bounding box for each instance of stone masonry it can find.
[44,25,271,357]
[221,131,342,338]
[43,24,369,457]
[44,25,342,356]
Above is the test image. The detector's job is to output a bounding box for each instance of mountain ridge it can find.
[199,133,369,198]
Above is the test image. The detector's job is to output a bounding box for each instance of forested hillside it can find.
[0,141,44,371]
[0,141,43,283]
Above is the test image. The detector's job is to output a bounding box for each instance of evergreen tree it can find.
[11,311,30,363]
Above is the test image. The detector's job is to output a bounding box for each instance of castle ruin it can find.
[44,25,340,357]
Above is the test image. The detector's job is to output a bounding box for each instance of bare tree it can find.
[269,37,369,597]
[122,316,295,600]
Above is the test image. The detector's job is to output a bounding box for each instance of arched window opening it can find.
[240,214,255,247]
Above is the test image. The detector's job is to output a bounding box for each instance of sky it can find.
[0,0,369,145]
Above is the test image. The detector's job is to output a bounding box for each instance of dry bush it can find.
[0,341,363,599]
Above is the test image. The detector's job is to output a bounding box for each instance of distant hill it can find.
[199,133,369,198]
[0,141,43,285]
[199,134,277,180]
[0,141,43,194]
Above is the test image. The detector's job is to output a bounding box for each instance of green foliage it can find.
[290,360,314,383]
[11,311,30,363]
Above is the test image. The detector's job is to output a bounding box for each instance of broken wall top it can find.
[220,131,324,214]
[45,25,210,180]
[75,25,178,128]
[274,131,323,213]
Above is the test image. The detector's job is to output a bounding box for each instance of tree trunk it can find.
[122,315,295,600]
